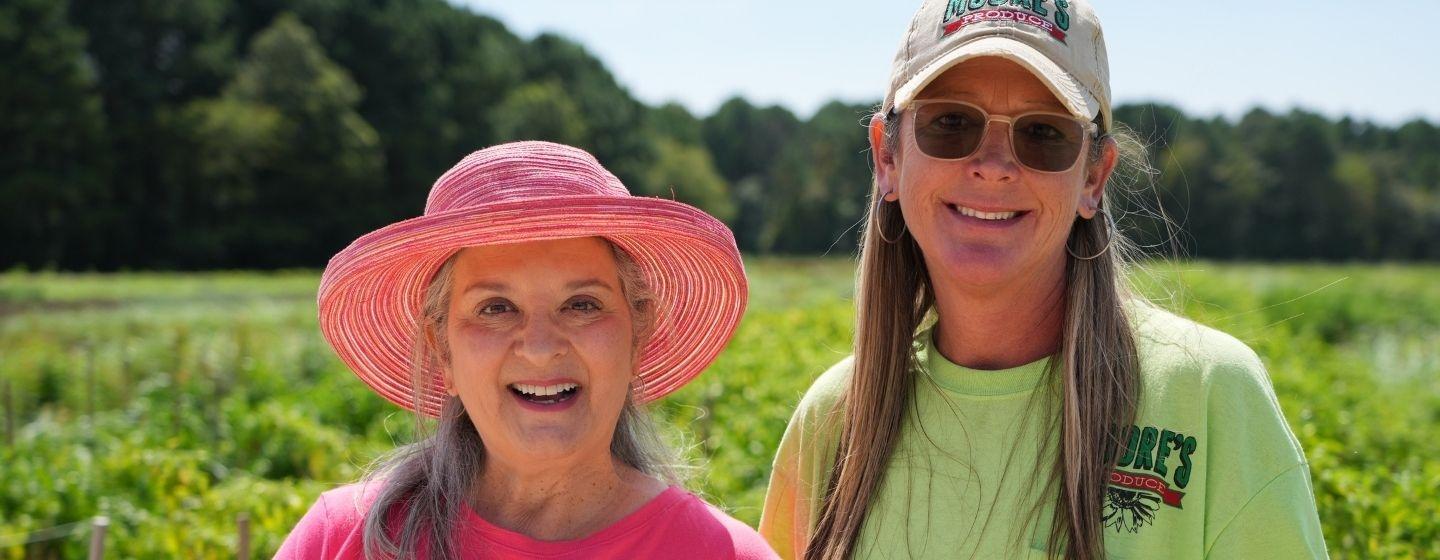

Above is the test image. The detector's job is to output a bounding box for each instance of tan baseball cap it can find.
[884,0,1112,132]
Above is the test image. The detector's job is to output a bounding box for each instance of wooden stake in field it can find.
[173,327,188,438]
[237,512,251,559]
[88,516,109,560]
[3,378,13,446]
[85,342,96,441]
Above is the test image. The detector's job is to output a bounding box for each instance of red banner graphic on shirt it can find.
[942,8,1068,43]
[1109,470,1186,509]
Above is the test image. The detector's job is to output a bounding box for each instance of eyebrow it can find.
[461,278,617,295]
[564,278,617,292]
[922,90,1059,109]
[461,280,509,296]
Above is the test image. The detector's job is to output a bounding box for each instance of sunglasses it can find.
[905,100,1099,173]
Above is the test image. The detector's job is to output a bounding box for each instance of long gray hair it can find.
[360,239,681,559]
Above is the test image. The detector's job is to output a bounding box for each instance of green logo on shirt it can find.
[1117,425,1197,489]
[1105,425,1200,533]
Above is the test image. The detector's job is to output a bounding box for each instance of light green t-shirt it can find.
[759,303,1327,559]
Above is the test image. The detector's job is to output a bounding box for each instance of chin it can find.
[508,426,596,458]
[927,241,1025,288]
[510,416,587,443]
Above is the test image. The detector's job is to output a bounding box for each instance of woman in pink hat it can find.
[760,1,1326,559]
[276,141,776,559]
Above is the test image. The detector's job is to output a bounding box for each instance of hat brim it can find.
[890,36,1106,130]
[317,195,748,417]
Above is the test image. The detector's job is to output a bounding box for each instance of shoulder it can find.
[317,481,385,523]
[759,358,850,557]
[274,481,384,559]
[1127,301,1307,458]
[790,355,852,427]
[775,355,851,460]
[668,491,780,560]
[1128,301,1271,393]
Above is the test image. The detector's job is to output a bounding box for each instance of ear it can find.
[628,299,655,372]
[442,365,456,397]
[869,112,899,202]
[428,328,457,396]
[1077,136,1118,219]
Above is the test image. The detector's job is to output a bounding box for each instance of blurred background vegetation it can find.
[2,263,1437,557]
[2,0,1438,558]
[4,0,1439,272]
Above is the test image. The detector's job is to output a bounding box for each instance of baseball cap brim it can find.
[890,35,1107,130]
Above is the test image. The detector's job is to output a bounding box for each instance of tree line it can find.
[3,0,1437,270]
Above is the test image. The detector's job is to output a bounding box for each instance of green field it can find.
[1,260,1436,558]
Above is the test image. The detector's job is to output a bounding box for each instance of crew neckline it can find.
[462,485,687,555]
[916,328,1052,396]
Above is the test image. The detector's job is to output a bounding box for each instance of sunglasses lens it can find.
[913,102,986,160]
[1012,114,1086,172]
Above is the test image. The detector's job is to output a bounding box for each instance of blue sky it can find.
[460,0,1436,124]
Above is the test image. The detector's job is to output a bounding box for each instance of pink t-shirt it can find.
[274,482,778,559]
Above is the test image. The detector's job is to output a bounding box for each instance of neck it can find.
[930,255,1067,370]
[471,451,662,540]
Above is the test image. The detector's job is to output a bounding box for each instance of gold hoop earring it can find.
[1067,207,1115,261]
[875,194,907,244]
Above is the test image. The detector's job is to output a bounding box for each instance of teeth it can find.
[956,205,1018,221]
[512,383,578,397]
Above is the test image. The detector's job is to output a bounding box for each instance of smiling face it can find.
[876,57,1114,290]
[440,237,639,467]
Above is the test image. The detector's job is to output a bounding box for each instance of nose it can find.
[964,121,1019,183]
[514,315,568,365]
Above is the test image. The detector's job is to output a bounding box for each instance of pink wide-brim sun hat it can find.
[317,141,748,417]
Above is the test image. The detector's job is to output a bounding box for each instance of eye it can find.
[1020,122,1066,142]
[565,297,602,313]
[929,111,976,133]
[476,299,515,316]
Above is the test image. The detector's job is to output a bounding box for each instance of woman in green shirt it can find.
[758,1,1327,558]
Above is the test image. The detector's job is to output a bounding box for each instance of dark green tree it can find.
[202,12,384,267]
[0,0,110,270]
[167,98,286,267]
[68,0,237,269]
[650,102,704,146]
[521,33,655,189]
[639,138,735,223]
[491,81,590,146]
[4,0,1438,267]
[258,0,526,216]
[765,102,873,254]
[702,98,802,251]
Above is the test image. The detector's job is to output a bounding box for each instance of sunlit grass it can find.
[1,259,1436,557]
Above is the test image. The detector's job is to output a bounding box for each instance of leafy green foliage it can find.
[491,80,591,146]
[193,12,384,268]
[1,261,1435,557]
[1113,104,1440,261]
[639,138,735,223]
[0,0,110,269]
[5,1,1439,270]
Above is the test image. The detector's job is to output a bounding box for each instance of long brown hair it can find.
[804,114,1150,560]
